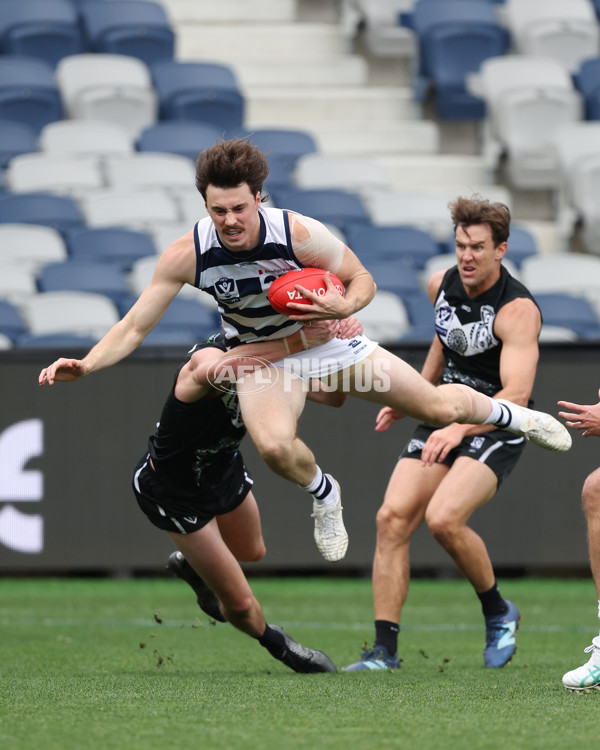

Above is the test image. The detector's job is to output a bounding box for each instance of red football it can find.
[267,267,344,316]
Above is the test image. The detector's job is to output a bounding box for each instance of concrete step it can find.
[245,86,419,127]
[302,120,440,155]
[161,0,298,23]
[231,56,369,88]
[176,23,349,60]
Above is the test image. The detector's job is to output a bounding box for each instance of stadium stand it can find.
[0,0,83,67]
[0,55,63,133]
[0,120,38,169]
[38,120,135,156]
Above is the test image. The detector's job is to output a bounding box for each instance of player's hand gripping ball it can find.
[267,267,345,315]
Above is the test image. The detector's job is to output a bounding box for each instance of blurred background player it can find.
[343,196,544,672]
[559,391,600,692]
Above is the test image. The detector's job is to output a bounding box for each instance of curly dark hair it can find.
[195,138,270,200]
[449,195,511,247]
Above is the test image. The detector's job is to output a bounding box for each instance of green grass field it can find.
[1,576,599,750]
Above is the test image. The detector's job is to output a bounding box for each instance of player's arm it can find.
[39,232,196,385]
[285,214,376,321]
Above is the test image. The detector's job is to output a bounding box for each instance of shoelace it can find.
[313,505,341,538]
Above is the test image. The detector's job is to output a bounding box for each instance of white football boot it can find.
[562,636,600,692]
[496,399,572,452]
[312,476,348,562]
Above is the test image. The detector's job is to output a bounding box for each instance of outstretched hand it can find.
[558,388,600,438]
[39,358,88,386]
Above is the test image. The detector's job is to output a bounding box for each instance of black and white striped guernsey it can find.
[193,206,305,347]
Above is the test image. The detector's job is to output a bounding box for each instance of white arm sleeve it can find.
[290,214,346,273]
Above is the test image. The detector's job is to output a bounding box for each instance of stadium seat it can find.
[79,0,175,66]
[574,58,600,121]
[127,254,217,307]
[0,299,27,343]
[411,0,509,119]
[242,128,318,171]
[39,120,135,156]
[15,332,99,349]
[103,152,195,190]
[0,55,63,133]
[151,59,245,131]
[5,153,104,197]
[0,192,84,235]
[534,292,600,339]
[344,0,417,59]
[520,255,600,300]
[365,190,452,241]
[0,223,68,273]
[355,290,412,343]
[0,0,83,67]
[271,188,371,235]
[19,290,121,339]
[136,122,221,162]
[0,332,13,350]
[504,0,600,74]
[553,122,600,250]
[363,257,422,297]
[65,227,157,270]
[79,188,180,230]
[55,53,158,138]
[293,154,390,200]
[473,55,582,188]
[344,225,439,269]
[116,295,219,340]
[170,187,210,225]
[0,120,38,169]
[37,261,131,306]
[0,266,37,303]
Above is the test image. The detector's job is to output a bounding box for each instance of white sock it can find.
[596,599,600,621]
[483,397,524,431]
[302,467,338,507]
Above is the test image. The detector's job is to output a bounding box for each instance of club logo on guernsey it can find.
[215,277,240,301]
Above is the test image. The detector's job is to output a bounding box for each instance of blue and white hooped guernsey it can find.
[193,206,304,347]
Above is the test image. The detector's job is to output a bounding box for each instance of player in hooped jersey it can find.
[39,140,570,568]
[343,197,543,672]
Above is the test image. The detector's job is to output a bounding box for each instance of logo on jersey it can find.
[469,436,485,452]
[214,277,240,301]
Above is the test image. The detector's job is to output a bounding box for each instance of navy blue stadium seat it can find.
[535,293,600,339]
[37,260,131,305]
[79,0,175,66]
[363,258,422,298]
[0,299,27,343]
[151,60,245,131]
[410,0,509,119]
[65,227,157,270]
[575,58,600,121]
[0,192,83,234]
[0,0,83,67]
[16,332,99,349]
[272,188,371,235]
[136,122,222,162]
[345,225,439,269]
[242,128,319,191]
[0,120,38,169]
[118,294,219,341]
[0,56,63,132]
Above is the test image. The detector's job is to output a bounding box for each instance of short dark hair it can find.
[449,195,511,247]
[195,138,270,200]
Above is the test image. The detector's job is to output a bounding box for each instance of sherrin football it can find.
[267,267,344,315]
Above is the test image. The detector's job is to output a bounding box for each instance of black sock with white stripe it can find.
[302,466,337,507]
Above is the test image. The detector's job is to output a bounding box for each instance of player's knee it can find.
[376,504,411,543]
[241,540,266,563]
[253,435,294,471]
[425,509,456,543]
[583,470,600,517]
